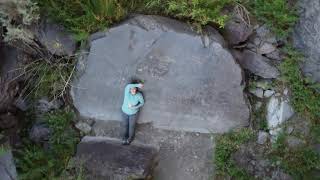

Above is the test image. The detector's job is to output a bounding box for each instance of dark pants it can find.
[121,112,138,142]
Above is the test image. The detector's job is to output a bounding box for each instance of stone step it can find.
[74,136,158,180]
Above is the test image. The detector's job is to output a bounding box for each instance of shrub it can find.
[16,109,80,180]
[250,0,298,37]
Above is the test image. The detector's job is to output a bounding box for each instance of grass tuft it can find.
[214,128,254,179]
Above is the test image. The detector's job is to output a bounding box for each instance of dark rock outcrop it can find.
[75,136,158,180]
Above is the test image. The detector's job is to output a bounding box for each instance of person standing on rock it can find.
[121,82,144,145]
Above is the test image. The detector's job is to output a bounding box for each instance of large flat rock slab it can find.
[293,0,320,83]
[75,136,158,180]
[71,15,249,133]
[90,121,214,180]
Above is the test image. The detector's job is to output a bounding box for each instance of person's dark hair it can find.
[130,78,142,84]
[129,78,143,95]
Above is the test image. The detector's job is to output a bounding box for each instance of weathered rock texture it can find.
[75,136,158,180]
[71,15,249,133]
[0,149,18,180]
[293,0,320,83]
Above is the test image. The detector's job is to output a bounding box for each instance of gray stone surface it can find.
[257,131,269,145]
[35,18,76,56]
[264,90,275,98]
[293,0,320,83]
[29,123,51,143]
[75,136,158,180]
[258,42,276,55]
[249,87,264,98]
[75,122,92,134]
[267,96,294,137]
[0,150,17,180]
[223,15,252,45]
[235,50,280,78]
[91,120,214,180]
[71,15,249,133]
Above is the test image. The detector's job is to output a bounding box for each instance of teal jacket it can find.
[121,84,144,115]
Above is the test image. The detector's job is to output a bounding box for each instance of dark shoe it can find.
[122,139,129,145]
[127,139,132,145]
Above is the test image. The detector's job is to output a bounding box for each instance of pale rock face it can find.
[267,96,295,138]
[293,0,320,83]
[71,15,249,133]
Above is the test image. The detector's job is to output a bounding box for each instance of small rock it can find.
[29,123,51,143]
[236,50,280,79]
[223,15,253,45]
[250,88,264,98]
[256,25,277,44]
[257,131,269,144]
[265,49,282,61]
[267,96,294,129]
[286,136,305,148]
[75,122,92,134]
[264,90,275,98]
[259,43,276,55]
[36,97,63,113]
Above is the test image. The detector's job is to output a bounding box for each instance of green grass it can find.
[280,46,320,122]
[36,0,125,41]
[16,109,80,180]
[269,133,320,178]
[214,128,254,179]
[36,0,241,41]
[249,0,298,37]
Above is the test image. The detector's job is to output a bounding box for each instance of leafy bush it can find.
[16,109,80,180]
[214,128,254,179]
[250,0,298,37]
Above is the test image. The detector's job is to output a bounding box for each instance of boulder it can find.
[267,96,294,132]
[74,136,158,180]
[34,18,77,56]
[71,15,249,133]
[234,50,280,78]
[293,0,320,83]
[223,15,253,45]
[0,148,17,180]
